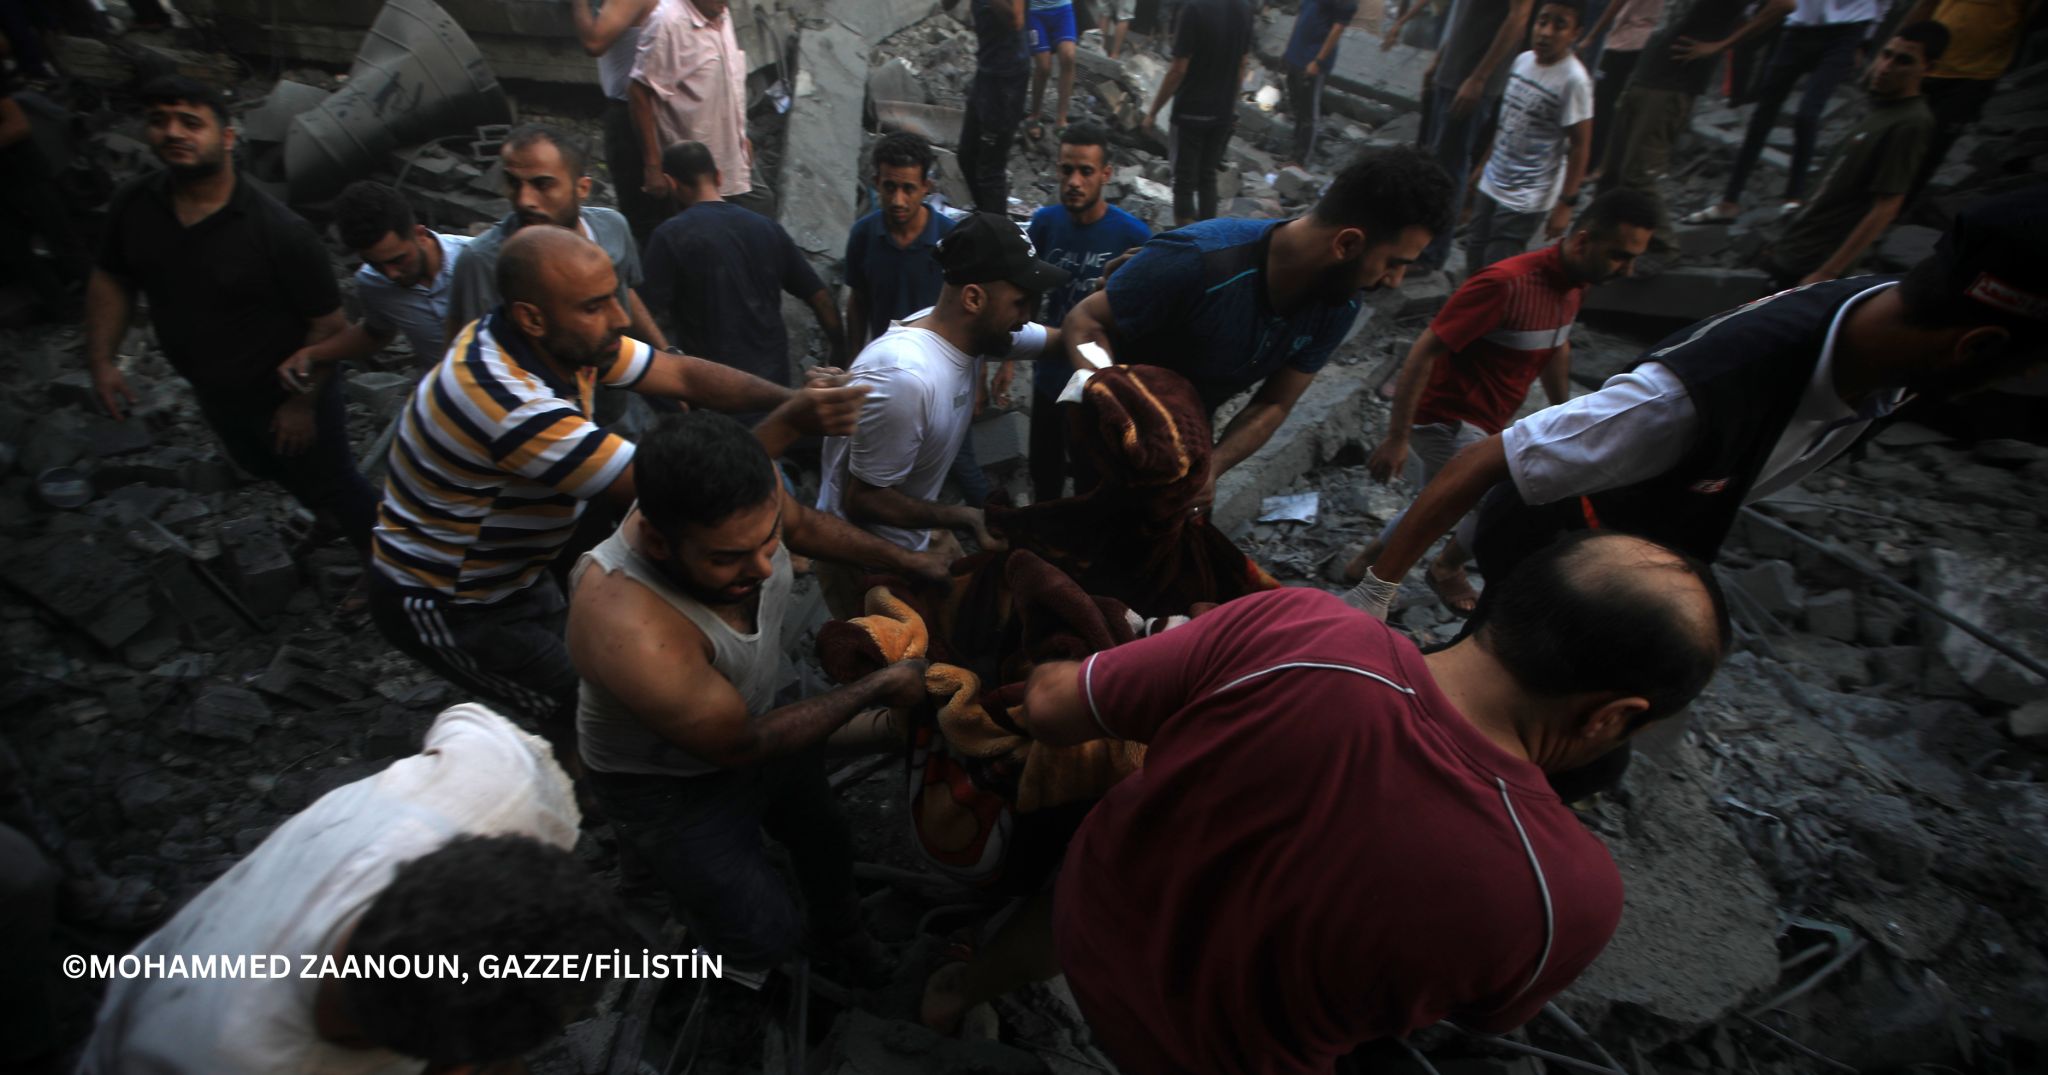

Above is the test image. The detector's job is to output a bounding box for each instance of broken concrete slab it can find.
[182,686,271,745]
[345,371,415,416]
[1804,587,1858,642]
[0,534,158,650]
[784,23,869,259]
[1730,559,1803,616]
[1214,355,1378,535]
[1559,742,1779,1044]
[219,518,298,619]
[866,55,927,107]
[1917,548,2048,704]
[874,99,965,146]
[1875,224,1940,271]
[1582,266,1772,323]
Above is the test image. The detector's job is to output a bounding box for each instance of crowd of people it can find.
[1,0,2044,1070]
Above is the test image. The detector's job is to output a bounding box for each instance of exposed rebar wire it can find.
[1740,509,2048,683]
[1739,1013,1859,1073]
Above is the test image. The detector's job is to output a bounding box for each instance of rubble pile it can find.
[5,2,2047,1072]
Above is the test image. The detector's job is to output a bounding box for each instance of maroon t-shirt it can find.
[1053,588,1623,1074]
[1412,244,1583,435]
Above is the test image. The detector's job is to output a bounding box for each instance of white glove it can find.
[1341,568,1401,622]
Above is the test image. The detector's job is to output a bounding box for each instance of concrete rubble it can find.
[5,1,2046,1073]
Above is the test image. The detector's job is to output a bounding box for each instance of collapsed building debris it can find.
[4,0,2047,1072]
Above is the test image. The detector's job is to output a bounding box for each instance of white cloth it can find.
[1501,282,1903,506]
[596,14,646,100]
[1478,51,1594,214]
[816,310,1050,551]
[1786,0,1880,27]
[354,231,470,365]
[79,706,580,1075]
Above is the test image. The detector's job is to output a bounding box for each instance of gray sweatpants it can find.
[1375,420,1489,552]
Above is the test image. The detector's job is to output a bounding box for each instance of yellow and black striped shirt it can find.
[372,312,652,603]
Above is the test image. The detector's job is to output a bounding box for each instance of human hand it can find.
[990,361,1015,405]
[880,657,933,708]
[805,365,850,388]
[641,164,670,198]
[1306,59,1323,76]
[1365,436,1408,482]
[91,362,138,421]
[1545,201,1573,240]
[277,348,319,394]
[964,507,1008,552]
[1450,75,1485,118]
[781,382,870,437]
[1341,568,1401,621]
[271,394,316,457]
[908,548,956,589]
[1669,36,1723,62]
[1101,245,1143,282]
[1381,22,1401,50]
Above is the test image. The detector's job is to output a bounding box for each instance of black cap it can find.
[1907,185,2048,327]
[934,212,1070,293]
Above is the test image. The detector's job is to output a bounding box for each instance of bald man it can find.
[923,532,1729,1070]
[369,226,870,754]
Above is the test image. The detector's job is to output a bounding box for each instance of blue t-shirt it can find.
[844,206,956,341]
[1105,217,1362,413]
[1028,204,1153,398]
[1283,0,1360,71]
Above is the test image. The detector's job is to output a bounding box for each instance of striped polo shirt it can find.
[372,311,653,603]
[1413,243,1583,435]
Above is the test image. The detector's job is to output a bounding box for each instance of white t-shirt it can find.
[1479,51,1594,214]
[1500,282,1902,506]
[816,309,1050,551]
[79,705,581,1075]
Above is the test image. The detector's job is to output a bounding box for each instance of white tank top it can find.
[596,16,645,101]
[573,523,790,777]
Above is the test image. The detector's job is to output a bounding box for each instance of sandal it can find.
[1424,565,1480,618]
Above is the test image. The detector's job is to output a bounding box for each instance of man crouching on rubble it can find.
[924,532,1730,1073]
[567,411,941,983]
[80,704,631,1074]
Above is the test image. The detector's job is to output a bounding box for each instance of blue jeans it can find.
[1420,81,1495,270]
[588,750,858,970]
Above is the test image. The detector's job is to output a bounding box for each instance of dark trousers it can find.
[193,380,375,552]
[603,97,670,249]
[1722,22,1869,204]
[367,572,580,754]
[1029,391,1068,502]
[589,750,858,970]
[1284,66,1326,164]
[1169,118,1233,222]
[1600,85,1691,246]
[1464,191,1545,271]
[959,69,1029,212]
[1420,81,1495,269]
[1588,48,1639,176]
[1909,76,1999,204]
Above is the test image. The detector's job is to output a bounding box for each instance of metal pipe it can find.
[1740,508,2048,683]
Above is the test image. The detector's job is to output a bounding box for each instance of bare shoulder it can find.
[567,562,712,674]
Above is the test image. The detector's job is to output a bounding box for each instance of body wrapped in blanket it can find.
[815,365,1278,890]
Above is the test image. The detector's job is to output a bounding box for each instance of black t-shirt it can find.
[97,170,340,398]
[640,200,825,388]
[974,0,1030,79]
[1172,0,1253,125]
[1630,0,1748,96]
